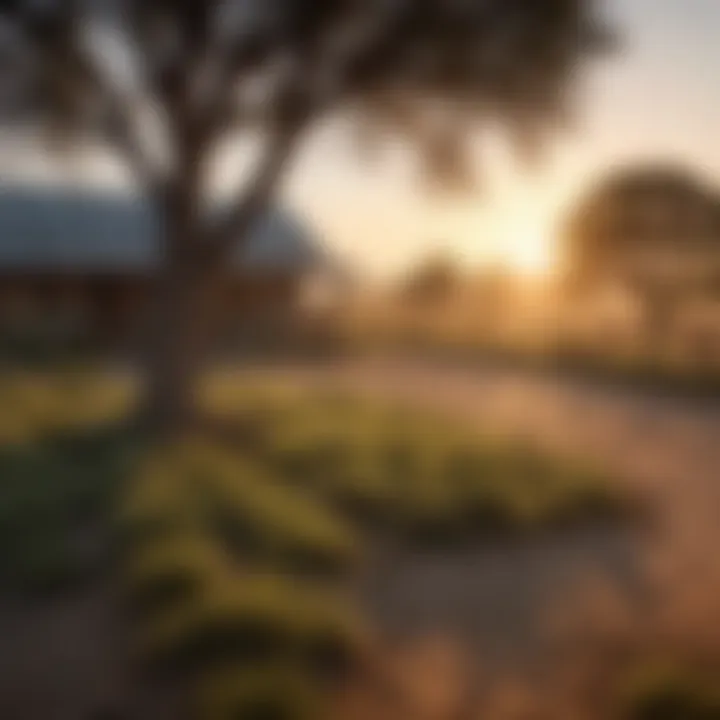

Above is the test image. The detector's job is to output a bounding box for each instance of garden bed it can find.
[0,371,635,719]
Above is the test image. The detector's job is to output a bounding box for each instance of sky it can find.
[289,0,720,278]
[3,0,720,279]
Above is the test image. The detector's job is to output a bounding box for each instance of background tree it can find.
[0,0,611,432]
[561,164,720,352]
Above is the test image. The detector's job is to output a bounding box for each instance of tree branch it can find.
[199,4,409,264]
[204,118,306,265]
[76,50,165,198]
[98,83,163,196]
[10,13,164,197]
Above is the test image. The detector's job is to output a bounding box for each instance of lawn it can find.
[0,369,635,719]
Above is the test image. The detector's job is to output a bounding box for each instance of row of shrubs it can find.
[117,442,369,720]
[205,381,631,545]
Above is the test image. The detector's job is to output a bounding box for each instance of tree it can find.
[561,165,720,352]
[0,0,611,433]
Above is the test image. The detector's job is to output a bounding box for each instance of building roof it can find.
[0,184,330,274]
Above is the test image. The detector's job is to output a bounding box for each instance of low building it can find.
[0,184,335,351]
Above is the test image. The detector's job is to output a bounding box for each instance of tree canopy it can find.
[561,164,720,349]
[0,0,611,196]
[562,165,720,295]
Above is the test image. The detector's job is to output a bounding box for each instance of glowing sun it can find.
[499,220,557,277]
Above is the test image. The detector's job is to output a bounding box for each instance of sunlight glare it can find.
[498,219,557,278]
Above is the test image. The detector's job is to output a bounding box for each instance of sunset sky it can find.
[291,0,720,278]
[3,0,720,279]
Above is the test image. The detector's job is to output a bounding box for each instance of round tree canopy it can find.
[561,165,720,295]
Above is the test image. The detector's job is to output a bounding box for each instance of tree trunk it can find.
[136,121,301,435]
[139,170,216,436]
[140,257,211,435]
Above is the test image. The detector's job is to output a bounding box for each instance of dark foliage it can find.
[1,0,611,192]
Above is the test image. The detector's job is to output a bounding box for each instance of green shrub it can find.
[148,441,362,578]
[204,474,359,578]
[123,534,227,617]
[138,574,365,674]
[116,454,201,549]
[317,455,397,527]
[139,575,300,671]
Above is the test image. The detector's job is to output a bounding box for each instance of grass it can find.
[0,369,633,719]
